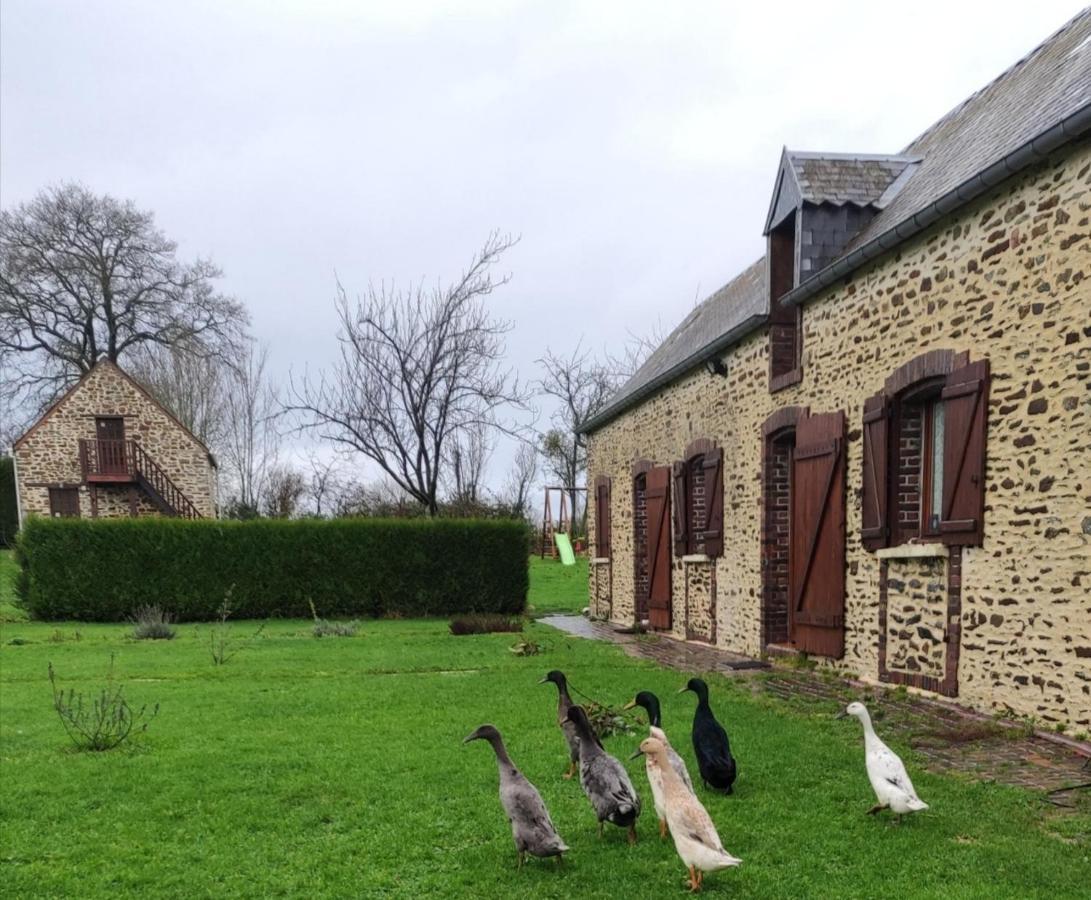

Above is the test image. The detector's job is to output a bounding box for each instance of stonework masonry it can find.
[14,361,217,520]
[587,144,1091,729]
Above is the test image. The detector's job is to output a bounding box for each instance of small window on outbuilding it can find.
[593,475,612,559]
[48,487,80,518]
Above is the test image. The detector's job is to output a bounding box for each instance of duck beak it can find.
[677,685,689,694]
[628,748,644,760]
[834,710,848,720]
[537,677,548,684]
[462,732,478,743]
[622,699,636,711]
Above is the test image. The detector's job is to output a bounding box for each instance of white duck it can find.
[837,701,929,819]
[631,737,740,892]
[623,690,695,839]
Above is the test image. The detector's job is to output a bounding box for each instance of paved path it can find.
[539,614,1091,808]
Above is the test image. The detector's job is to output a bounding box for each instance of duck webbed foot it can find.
[562,761,577,780]
[658,818,668,840]
[627,824,637,846]
[597,821,604,840]
[517,851,525,870]
[866,803,887,816]
[686,865,701,892]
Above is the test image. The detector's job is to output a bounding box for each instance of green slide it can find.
[554,532,576,566]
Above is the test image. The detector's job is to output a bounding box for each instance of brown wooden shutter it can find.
[702,447,724,557]
[860,393,891,551]
[595,478,612,558]
[790,410,846,658]
[672,461,688,557]
[646,466,673,630]
[939,359,990,546]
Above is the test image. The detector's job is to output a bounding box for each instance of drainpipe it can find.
[10,448,25,531]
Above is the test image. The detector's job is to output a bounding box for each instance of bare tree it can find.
[535,341,616,527]
[261,465,306,519]
[222,342,279,512]
[501,441,539,518]
[335,477,423,519]
[303,451,352,518]
[605,317,670,383]
[128,341,231,450]
[0,183,247,411]
[287,233,526,516]
[446,422,493,505]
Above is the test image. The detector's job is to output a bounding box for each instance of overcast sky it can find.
[2,0,1084,489]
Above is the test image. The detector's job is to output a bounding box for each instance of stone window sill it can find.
[681,553,711,564]
[770,366,803,394]
[876,543,950,560]
[591,557,611,565]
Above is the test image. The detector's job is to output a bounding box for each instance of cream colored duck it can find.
[623,691,695,839]
[631,737,740,892]
[837,701,929,819]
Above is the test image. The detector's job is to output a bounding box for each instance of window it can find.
[48,487,80,518]
[593,476,612,559]
[768,214,802,391]
[672,441,723,558]
[862,352,990,549]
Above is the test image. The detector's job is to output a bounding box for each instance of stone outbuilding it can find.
[12,359,217,521]
[581,12,1090,729]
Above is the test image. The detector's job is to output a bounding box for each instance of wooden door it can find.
[95,417,127,474]
[790,411,846,657]
[645,465,673,630]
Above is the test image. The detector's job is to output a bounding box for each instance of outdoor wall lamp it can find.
[705,357,728,377]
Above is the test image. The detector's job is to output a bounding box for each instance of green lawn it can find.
[528,554,588,614]
[0,552,1088,898]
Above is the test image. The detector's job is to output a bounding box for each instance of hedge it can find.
[0,457,17,549]
[15,517,529,622]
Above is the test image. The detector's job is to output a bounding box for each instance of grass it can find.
[528,554,588,614]
[1,552,1088,897]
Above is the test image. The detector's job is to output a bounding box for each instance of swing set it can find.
[539,485,588,561]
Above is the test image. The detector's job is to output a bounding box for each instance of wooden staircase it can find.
[78,439,203,518]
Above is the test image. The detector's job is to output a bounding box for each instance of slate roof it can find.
[788,152,917,208]
[581,9,1091,434]
[842,9,1091,256]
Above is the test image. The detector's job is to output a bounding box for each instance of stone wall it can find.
[587,143,1091,728]
[14,361,217,520]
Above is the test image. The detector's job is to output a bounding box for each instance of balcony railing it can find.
[78,438,202,519]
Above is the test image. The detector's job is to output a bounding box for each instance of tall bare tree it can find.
[0,183,247,410]
[302,451,345,518]
[222,342,279,512]
[535,341,616,528]
[128,341,231,450]
[287,232,526,516]
[501,441,539,518]
[446,421,493,505]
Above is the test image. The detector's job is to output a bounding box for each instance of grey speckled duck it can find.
[565,705,641,844]
[464,724,569,867]
[539,670,589,779]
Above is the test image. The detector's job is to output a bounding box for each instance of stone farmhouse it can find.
[12,359,217,521]
[582,12,1090,729]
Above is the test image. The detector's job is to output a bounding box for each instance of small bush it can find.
[0,457,18,549]
[449,614,524,635]
[207,590,264,665]
[16,517,529,621]
[309,598,359,638]
[129,605,176,640]
[48,655,158,751]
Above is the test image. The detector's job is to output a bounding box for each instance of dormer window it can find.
[768,212,802,391]
[764,149,919,394]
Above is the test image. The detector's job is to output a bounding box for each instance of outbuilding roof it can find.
[581,9,1091,434]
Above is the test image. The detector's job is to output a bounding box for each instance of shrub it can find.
[206,590,264,665]
[16,517,529,622]
[309,599,359,638]
[48,655,158,751]
[0,457,17,549]
[449,614,524,635]
[129,604,176,640]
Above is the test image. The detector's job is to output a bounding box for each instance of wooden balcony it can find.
[79,438,134,483]
[78,439,202,518]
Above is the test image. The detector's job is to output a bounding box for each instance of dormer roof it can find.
[764,149,919,234]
